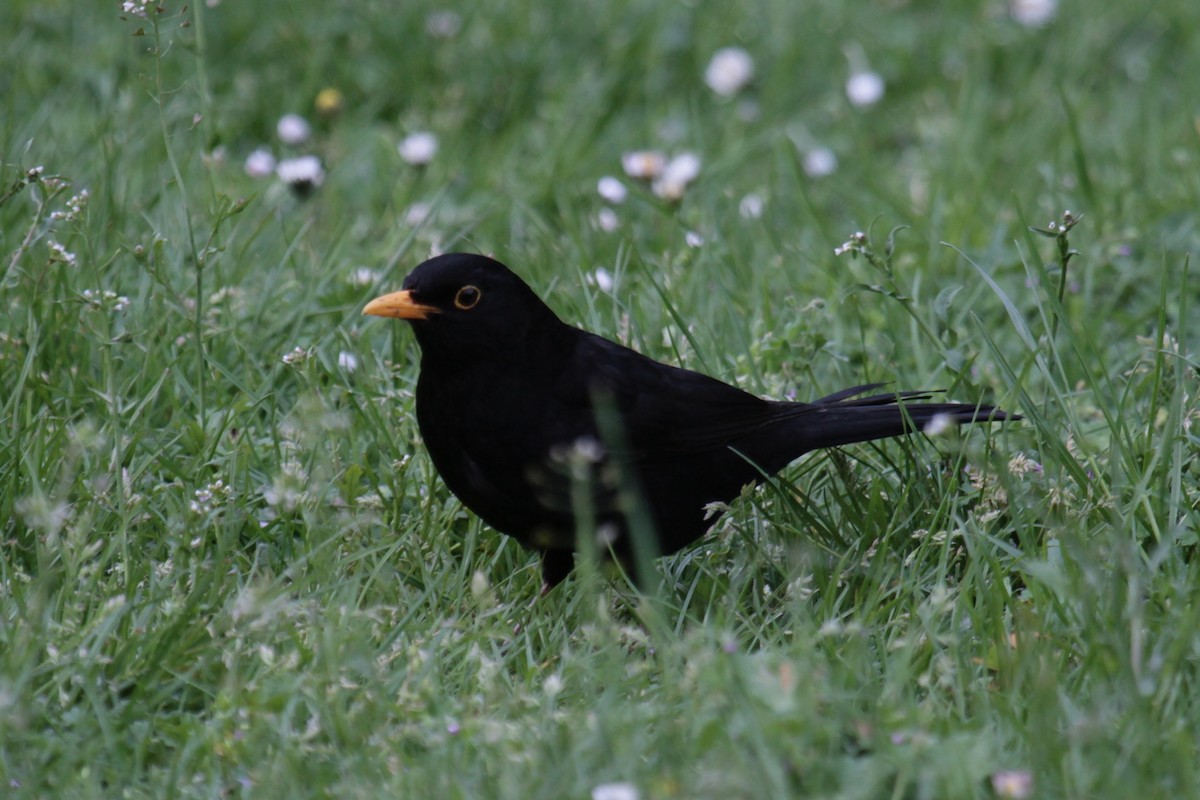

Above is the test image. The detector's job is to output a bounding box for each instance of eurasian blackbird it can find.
[364,253,1016,592]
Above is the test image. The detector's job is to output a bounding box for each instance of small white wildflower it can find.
[572,436,605,464]
[596,176,628,204]
[803,147,839,177]
[351,267,380,286]
[543,673,564,698]
[191,479,233,515]
[704,47,755,97]
[595,207,619,232]
[202,146,227,169]
[592,782,639,800]
[426,10,462,38]
[81,289,126,311]
[834,231,868,256]
[588,267,615,293]
[23,166,45,187]
[398,132,439,165]
[405,202,433,226]
[276,156,325,193]
[281,346,310,366]
[121,1,152,18]
[923,413,956,436]
[846,70,885,107]
[48,240,77,267]
[739,193,764,219]
[337,351,359,371]
[663,152,701,184]
[50,188,90,222]
[685,230,704,248]
[621,150,667,180]
[991,769,1033,799]
[244,148,276,178]
[652,152,701,200]
[276,114,312,145]
[1010,0,1057,27]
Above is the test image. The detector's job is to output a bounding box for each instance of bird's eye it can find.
[454,285,482,310]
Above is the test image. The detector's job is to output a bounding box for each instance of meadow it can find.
[1,1,1198,797]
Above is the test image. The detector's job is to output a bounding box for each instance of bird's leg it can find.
[538,549,575,597]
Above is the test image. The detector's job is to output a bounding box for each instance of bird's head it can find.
[363,253,562,360]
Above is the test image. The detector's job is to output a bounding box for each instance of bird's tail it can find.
[797,383,1017,452]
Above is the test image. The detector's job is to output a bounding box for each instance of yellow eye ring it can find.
[454,285,482,310]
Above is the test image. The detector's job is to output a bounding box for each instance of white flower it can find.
[802,147,839,177]
[121,1,152,18]
[398,132,439,165]
[426,10,462,38]
[48,240,77,267]
[1010,0,1057,26]
[337,351,359,371]
[351,267,380,286]
[663,152,701,184]
[352,268,379,287]
[846,71,885,107]
[281,346,310,366]
[704,47,755,97]
[405,202,433,226]
[592,783,639,800]
[834,231,867,256]
[588,267,614,293]
[652,152,701,200]
[191,479,233,515]
[923,413,956,436]
[81,287,128,311]
[991,770,1033,799]
[595,207,619,232]
[202,146,227,169]
[244,148,276,178]
[685,230,704,248]
[739,193,764,219]
[276,156,325,191]
[276,114,312,145]
[50,188,90,222]
[621,150,667,180]
[596,176,628,204]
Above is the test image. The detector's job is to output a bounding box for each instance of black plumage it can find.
[364,253,1016,591]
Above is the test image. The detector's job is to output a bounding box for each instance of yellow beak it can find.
[362,289,440,320]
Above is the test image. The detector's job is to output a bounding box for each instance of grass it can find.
[2,0,1198,797]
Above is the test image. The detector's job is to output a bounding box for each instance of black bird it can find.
[364,253,1016,592]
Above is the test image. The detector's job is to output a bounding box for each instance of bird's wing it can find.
[555,332,800,463]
